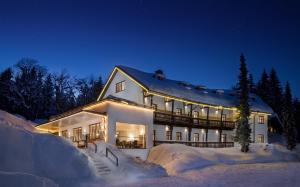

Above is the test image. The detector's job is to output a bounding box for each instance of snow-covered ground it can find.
[147,143,300,175]
[0,110,97,187]
[1,110,300,187]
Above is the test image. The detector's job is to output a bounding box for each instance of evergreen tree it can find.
[256,69,270,103]
[76,78,91,106]
[269,68,283,116]
[282,82,297,150]
[235,54,251,152]
[293,99,300,142]
[248,73,255,93]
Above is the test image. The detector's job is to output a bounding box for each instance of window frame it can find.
[166,130,171,140]
[258,116,264,124]
[61,130,68,138]
[73,127,82,142]
[176,132,182,141]
[115,81,125,93]
[258,134,264,143]
[193,133,200,142]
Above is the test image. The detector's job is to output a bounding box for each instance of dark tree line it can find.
[0,58,103,121]
[242,65,299,150]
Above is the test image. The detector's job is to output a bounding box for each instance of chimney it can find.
[153,69,165,80]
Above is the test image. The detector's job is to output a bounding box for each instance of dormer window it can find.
[116,81,125,93]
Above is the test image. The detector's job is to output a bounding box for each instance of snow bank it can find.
[0,110,97,186]
[148,143,300,175]
[0,171,58,187]
[84,141,167,185]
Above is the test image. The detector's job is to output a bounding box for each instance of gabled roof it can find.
[108,65,273,114]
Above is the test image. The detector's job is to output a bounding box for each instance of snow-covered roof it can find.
[117,65,273,114]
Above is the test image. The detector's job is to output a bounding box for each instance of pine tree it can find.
[248,73,255,93]
[256,69,270,103]
[235,54,251,152]
[282,82,297,150]
[269,68,283,116]
[293,99,300,142]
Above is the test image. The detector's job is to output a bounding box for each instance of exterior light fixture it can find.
[216,130,219,134]
[165,126,169,131]
[185,128,188,132]
[201,129,205,134]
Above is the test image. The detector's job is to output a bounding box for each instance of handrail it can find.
[154,140,234,148]
[106,147,119,167]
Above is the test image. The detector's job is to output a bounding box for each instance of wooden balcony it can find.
[154,140,234,148]
[154,111,236,130]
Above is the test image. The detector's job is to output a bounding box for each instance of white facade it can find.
[39,66,271,159]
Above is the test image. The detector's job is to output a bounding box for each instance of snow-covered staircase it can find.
[92,157,111,176]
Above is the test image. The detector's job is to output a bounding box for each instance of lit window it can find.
[115,123,146,149]
[176,108,182,115]
[61,130,68,138]
[258,134,264,143]
[193,133,199,142]
[258,116,264,124]
[193,111,199,118]
[73,127,82,141]
[176,132,182,141]
[115,81,125,93]
[166,130,171,140]
[222,114,226,121]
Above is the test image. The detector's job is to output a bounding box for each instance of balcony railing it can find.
[154,140,234,148]
[154,111,236,130]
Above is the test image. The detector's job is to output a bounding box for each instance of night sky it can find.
[0,0,299,97]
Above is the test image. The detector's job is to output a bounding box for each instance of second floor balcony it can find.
[154,110,236,130]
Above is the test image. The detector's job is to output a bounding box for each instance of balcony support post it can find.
[206,107,209,142]
[188,104,193,141]
[219,108,224,142]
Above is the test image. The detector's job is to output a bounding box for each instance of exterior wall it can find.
[103,71,144,104]
[106,102,154,149]
[153,124,166,141]
[59,117,104,138]
[249,114,269,143]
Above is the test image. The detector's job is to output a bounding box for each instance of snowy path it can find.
[110,162,300,187]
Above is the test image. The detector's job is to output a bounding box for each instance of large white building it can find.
[38,65,273,158]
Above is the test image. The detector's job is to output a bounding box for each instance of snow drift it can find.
[148,143,300,175]
[0,110,95,187]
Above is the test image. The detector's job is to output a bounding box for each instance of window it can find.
[61,130,68,138]
[221,114,226,121]
[176,108,182,115]
[89,123,103,140]
[115,81,125,93]
[166,130,171,140]
[193,133,199,142]
[176,132,182,141]
[258,116,264,124]
[73,127,82,142]
[221,134,227,142]
[115,123,146,149]
[193,111,199,118]
[258,134,264,143]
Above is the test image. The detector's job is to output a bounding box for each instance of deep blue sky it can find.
[0,0,299,97]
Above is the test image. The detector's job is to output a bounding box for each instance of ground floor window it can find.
[166,130,171,140]
[176,132,182,141]
[89,123,105,140]
[193,133,199,142]
[258,134,264,143]
[221,134,227,142]
[73,127,82,141]
[116,123,146,149]
[61,130,68,138]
